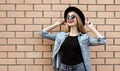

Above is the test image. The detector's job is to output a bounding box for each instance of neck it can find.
[69,26,79,36]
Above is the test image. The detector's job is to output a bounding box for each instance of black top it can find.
[60,35,83,65]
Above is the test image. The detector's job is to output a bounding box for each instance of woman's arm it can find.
[43,20,64,32]
[86,21,104,38]
[39,20,64,41]
[85,21,106,46]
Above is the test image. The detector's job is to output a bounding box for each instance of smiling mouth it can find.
[68,20,74,23]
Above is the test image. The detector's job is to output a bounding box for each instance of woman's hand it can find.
[85,21,94,30]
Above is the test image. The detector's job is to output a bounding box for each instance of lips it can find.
[68,20,74,24]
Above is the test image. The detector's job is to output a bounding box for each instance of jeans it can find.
[60,62,85,71]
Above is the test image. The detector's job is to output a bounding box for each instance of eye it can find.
[66,15,70,20]
[71,15,76,19]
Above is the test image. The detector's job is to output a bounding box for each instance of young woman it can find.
[39,7,106,71]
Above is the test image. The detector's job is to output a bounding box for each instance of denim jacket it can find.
[39,30,106,71]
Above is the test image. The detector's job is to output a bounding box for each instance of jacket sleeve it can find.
[39,30,56,41]
[88,34,106,46]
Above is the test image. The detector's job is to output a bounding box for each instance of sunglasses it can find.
[66,15,76,20]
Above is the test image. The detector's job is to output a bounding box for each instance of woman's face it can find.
[66,12,78,27]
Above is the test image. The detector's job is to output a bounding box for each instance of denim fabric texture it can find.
[60,62,85,71]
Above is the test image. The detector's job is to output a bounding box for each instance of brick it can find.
[16,5,33,11]
[16,32,32,38]
[79,0,96,4]
[0,66,7,71]
[91,59,104,64]
[97,25,113,31]
[0,5,15,10]
[70,5,87,11]
[17,45,33,51]
[25,25,42,31]
[106,19,120,24]
[97,0,114,4]
[35,59,51,64]
[34,5,51,11]
[115,0,120,4]
[97,65,113,71]
[34,32,42,38]
[106,59,120,64]
[0,32,15,38]
[44,65,53,71]
[25,0,42,4]
[52,5,68,11]
[115,52,120,58]
[0,0,6,4]
[26,12,42,17]
[92,65,96,71]
[44,12,60,17]
[0,25,6,31]
[106,5,120,11]
[25,38,42,44]
[26,65,42,71]
[106,45,120,51]
[0,12,6,17]
[26,52,42,58]
[106,32,120,38]
[0,52,7,58]
[8,39,24,44]
[115,39,120,44]
[0,45,15,51]
[17,59,33,64]
[97,52,113,58]
[0,18,15,24]
[88,5,105,11]
[115,12,120,18]
[8,12,24,17]
[35,45,51,51]
[0,59,16,64]
[16,18,33,24]
[88,18,105,25]
[43,39,54,45]
[43,52,52,58]
[34,18,51,24]
[84,12,96,18]
[106,39,113,44]
[0,39,7,44]
[9,66,25,71]
[43,0,60,4]
[7,0,24,4]
[90,52,96,58]
[90,45,105,51]
[8,52,25,58]
[7,25,24,31]
[115,65,120,71]
[61,0,78,4]
[98,12,114,18]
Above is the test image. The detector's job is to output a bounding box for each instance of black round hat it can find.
[64,6,85,25]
